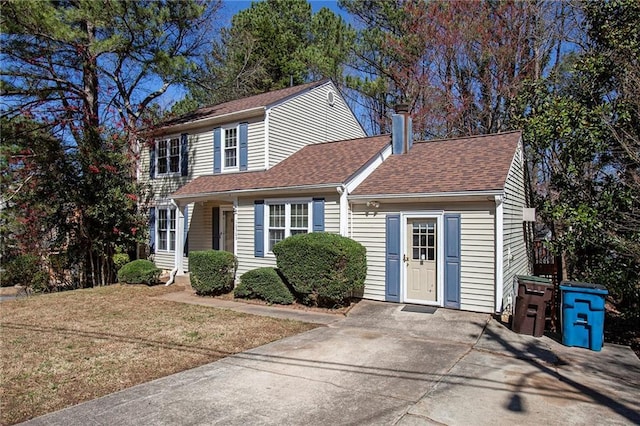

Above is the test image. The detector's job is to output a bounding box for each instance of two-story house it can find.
[142,80,532,316]
[141,80,365,273]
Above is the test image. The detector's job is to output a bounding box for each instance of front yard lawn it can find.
[0,284,317,425]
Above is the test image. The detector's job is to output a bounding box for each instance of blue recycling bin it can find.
[560,281,608,351]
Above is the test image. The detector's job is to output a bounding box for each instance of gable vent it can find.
[327,90,335,106]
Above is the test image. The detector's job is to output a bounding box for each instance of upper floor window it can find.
[214,123,247,174]
[157,137,180,175]
[224,127,238,170]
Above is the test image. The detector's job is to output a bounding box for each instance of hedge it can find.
[189,250,237,295]
[272,232,366,307]
[117,259,161,285]
[234,267,294,305]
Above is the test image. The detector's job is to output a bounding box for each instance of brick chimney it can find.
[392,103,413,155]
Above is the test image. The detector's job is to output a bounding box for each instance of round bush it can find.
[117,259,161,285]
[235,267,294,305]
[189,250,237,295]
[272,232,366,307]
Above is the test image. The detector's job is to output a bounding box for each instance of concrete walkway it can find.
[23,296,640,426]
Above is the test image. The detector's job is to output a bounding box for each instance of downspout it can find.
[337,185,348,236]
[495,194,504,312]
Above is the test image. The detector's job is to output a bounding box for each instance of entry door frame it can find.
[401,211,445,306]
[220,206,235,254]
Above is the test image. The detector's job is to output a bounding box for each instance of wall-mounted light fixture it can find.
[366,200,380,208]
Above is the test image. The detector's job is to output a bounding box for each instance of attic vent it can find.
[327,90,335,106]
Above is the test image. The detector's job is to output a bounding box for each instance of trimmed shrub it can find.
[117,259,161,285]
[273,232,367,307]
[234,267,294,305]
[113,253,130,273]
[2,254,48,291]
[189,250,237,295]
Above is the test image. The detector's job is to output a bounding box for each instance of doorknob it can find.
[403,254,409,263]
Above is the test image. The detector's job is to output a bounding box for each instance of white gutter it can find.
[495,195,504,313]
[172,182,342,203]
[348,189,504,201]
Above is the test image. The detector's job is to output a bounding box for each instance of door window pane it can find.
[412,221,436,260]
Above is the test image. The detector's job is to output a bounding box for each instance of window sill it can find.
[154,172,183,178]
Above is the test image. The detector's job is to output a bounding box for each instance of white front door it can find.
[405,219,437,302]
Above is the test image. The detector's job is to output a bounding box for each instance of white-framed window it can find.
[157,206,177,251]
[223,126,239,171]
[267,200,311,251]
[157,137,180,175]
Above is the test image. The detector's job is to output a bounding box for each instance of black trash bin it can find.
[512,275,554,337]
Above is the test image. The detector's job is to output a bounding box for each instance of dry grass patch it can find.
[0,285,317,425]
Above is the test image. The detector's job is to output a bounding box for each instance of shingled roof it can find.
[350,131,522,196]
[172,135,391,199]
[157,80,329,129]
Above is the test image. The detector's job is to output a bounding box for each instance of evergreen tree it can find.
[1,0,220,286]
[174,0,353,112]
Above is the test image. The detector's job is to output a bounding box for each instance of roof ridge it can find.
[195,79,328,111]
[413,130,522,145]
[303,134,390,147]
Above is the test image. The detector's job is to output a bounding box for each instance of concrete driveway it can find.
[23,300,640,425]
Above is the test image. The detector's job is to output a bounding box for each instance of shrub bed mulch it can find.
[215,291,357,316]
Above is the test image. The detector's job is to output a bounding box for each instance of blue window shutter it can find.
[149,207,156,253]
[385,214,401,302]
[212,207,220,250]
[183,205,189,256]
[180,133,188,177]
[213,127,221,173]
[239,122,248,171]
[149,145,156,179]
[444,214,461,309]
[312,198,325,232]
[254,201,264,257]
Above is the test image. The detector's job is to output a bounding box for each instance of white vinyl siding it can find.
[247,120,265,171]
[350,202,496,312]
[502,142,530,309]
[350,204,387,301]
[188,202,215,253]
[268,82,365,168]
[139,119,265,199]
[235,194,340,278]
[236,198,278,276]
[458,208,495,313]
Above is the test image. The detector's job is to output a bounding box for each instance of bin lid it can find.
[560,281,608,294]
[517,275,552,285]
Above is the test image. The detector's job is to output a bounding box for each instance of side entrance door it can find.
[405,218,437,302]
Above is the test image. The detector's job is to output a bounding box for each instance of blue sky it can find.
[158,0,350,110]
[221,0,346,20]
